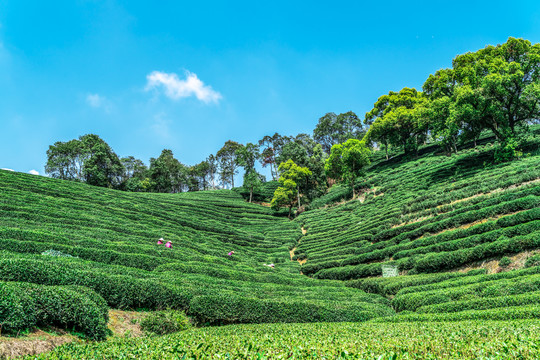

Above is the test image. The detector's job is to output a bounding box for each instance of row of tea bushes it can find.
[0,281,108,340]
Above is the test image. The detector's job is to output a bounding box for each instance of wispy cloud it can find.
[1,168,14,172]
[86,93,112,112]
[86,93,104,107]
[29,169,39,175]
[151,112,172,139]
[145,71,222,104]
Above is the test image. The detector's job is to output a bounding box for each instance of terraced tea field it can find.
[1,126,540,358]
[297,128,540,281]
[28,320,540,359]
[0,169,392,341]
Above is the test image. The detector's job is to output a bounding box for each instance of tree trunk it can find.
[249,188,253,203]
[297,186,301,210]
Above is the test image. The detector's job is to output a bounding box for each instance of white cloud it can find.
[86,93,112,112]
[1,168,14,172]
[86,93,104,107]
[29,169,39,175]
[145,71,222,104]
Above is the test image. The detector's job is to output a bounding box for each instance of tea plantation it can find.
[0,168,392,341]
[2,127,540,358]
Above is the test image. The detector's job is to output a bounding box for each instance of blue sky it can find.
[1,0,540,178]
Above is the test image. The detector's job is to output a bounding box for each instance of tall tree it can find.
[364,88,427,156]
[270,160,312,217]
[45,134,123,188]
[120,156,147,183]
[192,161,211,190]
[236,143,260,171]
[216,140,243,188]
[206,154,219,189]
[325,139,371,198]
[453,37,540,141]
[149,149,186,193]
[79,134,124,188]
[237,142,263,202]
[45,139,86,181]
[120,156,148,192]
[276,134,327,200]
[423,68,461,154]
[242,169,264,203]
[314,111,366,153]
[258,133,290,180]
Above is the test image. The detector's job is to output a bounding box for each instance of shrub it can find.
[0,282,108,340]
[0,283,36,334]
[188,294,393,326]
[525,254,540,268]
[140,310,190,335]
[499,256,511,267]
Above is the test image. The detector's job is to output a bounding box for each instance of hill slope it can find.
[297,127,540,279]
[1,126,540,348]
[0,170,392,339]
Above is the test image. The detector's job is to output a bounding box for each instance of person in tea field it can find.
[228,251,235,256]
[157,238,164,245]
[165,241,172,248]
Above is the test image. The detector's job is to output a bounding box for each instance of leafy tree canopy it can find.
[271,160,312,218]
[325,139,371,198]
[314,111,366,153]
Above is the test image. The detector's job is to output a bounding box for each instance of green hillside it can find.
[0,169,392,340]
[1,127,540,357]
[298,128,540,280]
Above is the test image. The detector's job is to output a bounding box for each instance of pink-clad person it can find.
[228,251,235,256]
[157,238,164,245]
[165,241,172,249]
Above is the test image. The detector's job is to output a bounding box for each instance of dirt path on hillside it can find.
[456,250,540,274]
[289,247,297,260]
[289,227,307,265]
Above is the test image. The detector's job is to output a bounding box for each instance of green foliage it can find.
[422,37,540,157]
[140,310,190,335]
[313,111,366,153]
[499,256,512,267]
[45,134,123,188]
[364,87,427,157]
[325,139,371,197]
[525,254,540,268]
[216,140,243,188]
[148,149,187,193]
[25,321,540,359]
[234,180,279,203]
[270,160,312,217]
[258,133,290,181]
[0,282,108,340]
[495,136,523,163]
[188,294,392,326]
[0,169,394,335]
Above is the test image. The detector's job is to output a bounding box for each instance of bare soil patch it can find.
[0,329,77,359]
